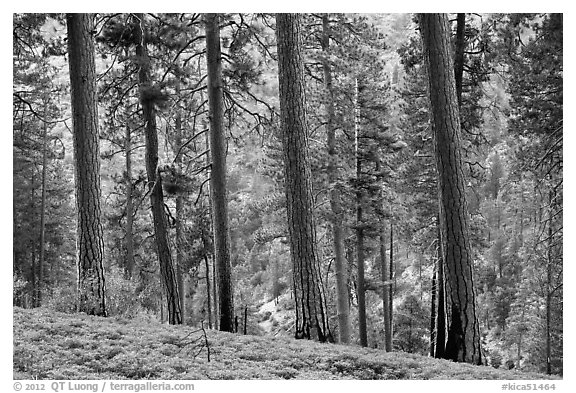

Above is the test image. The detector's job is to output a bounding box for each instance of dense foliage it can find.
[13,13,562,376]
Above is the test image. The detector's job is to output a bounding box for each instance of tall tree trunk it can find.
[517,306,525,369]
[243,306,248,335]
[434,219,447,358]
[134,13,182,325]
[430,257,437,357]
[545,191,553,375]
[354,78,368,347]
[432,12,465,355]
[519,177,525,246]
[546,279,551,375]
[212,255,218,330]
[356,201,367,346]
[322,13,351,345]
[201,113,216,330]
[13,201,21,307]
[66,13,107,316]
[381,222,392,352]
[271,244,281,304]
[205,13,235,333]
[419,13,482,365]
[275,13,332,342]
[124,122,135,279]
[174,98,186,323]
[175,161,186,324]
[389,221,394,342]
[204,254,212,329]
[29,170,37,309]
[38,98,49,307]
[377,159,392,352]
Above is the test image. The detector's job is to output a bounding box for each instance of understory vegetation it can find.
[13,307,556,380]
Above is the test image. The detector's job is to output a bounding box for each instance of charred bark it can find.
[419,13,482,365]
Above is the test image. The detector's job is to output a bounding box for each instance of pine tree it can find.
[133,13,182,324]
[321,13,351,345]
[419,13,482,365]
[275,13,332,342]
[66,13,107,316]
[205,13,235,333]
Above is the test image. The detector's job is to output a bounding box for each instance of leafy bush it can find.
[249,271,265,287]
[105,266,144,318]
[13,274,28,301]
[46,285,77,314]
[393,293,429,355]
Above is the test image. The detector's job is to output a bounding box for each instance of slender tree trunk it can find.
[519,177,525,246]
[134,13,181,324]
[381,222,392,352]
[243,305,248,335]
[38,99,49,307]
[518,204,524,247]
[272,245,281,304]
[29,173,36,306]
[124,123,135,279]
[205,13,235,333]
[212,255,218,330]
[175,99,186,323]
[322,13,351,345]
[546,191,553,375]
[354,79,368,347]
[517,306,525,369]
[175,163,186,324]
[275,13,332,342]
[31,232,37,309]
[430,258,437,357]
[434,219,447,358]
[356,201,367,346]
[204,255,212,329]
[66,13,107,316]
[419,13,482,365]
[418,254,424,300]
[201,114,217,330]
[546,286,551,374]
[30,246,36,308]
[389,221,394,343]
[454,13,466,107]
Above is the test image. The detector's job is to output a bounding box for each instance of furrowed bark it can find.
[67,13,107,316]
[419,13,482,365]
[205,13,235,333]
[276,13,332,342]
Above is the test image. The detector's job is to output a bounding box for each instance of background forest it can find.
[13,13,562,377]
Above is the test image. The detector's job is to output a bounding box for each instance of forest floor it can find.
[13,307,558,380]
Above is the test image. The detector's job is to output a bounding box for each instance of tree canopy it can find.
[13,12,563,376]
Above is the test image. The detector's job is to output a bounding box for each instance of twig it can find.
[172,322,211,362]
